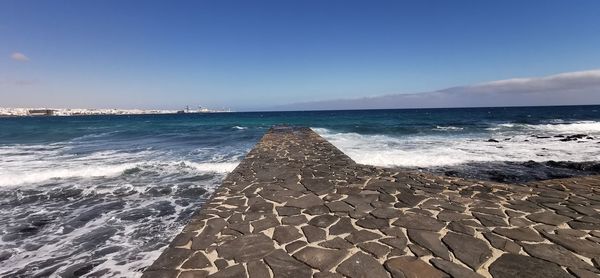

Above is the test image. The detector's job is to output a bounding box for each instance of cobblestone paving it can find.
[143,127,600,278]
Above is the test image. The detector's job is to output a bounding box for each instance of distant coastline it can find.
[0,107,232,117]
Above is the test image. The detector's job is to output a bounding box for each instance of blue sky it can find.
[1,0,600,110]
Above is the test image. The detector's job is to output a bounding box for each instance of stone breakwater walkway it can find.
[143,127,600,278]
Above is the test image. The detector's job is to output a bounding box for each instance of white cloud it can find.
[10,52,30,62]
[274,69,600,110]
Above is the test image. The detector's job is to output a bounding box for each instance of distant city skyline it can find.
[2,0,600,111]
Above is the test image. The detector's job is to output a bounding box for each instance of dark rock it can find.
[521,243,594,270]
[357,241,390,258]
[409,244,432,257]
[407,229,451,260]
[568,268,599,278]
[337,252,389,278]
[326,201,354,212]
[285,194,324,208]
[487,139,500,143]
[216,234,275,262]
[527,211,571,225]
[179,270,209,278]
[396,193,427,207]
[319,237,354,249]
[482,232,521,253]
[380,236,408,250]
[494,227,544,242]
[302,225,326,243]
[314,272,344,278]
[392,213,446,231]
[371,208,401,219]
[430,258,484,278]
[285,240,307,253]
[544,233,600,257]
[385,256,449,278]
[142,270,179,278]
[305,205,331,215]
[214,259,228,270]
[251,217,279,232]
[472,212,508,227]
[207,264,246,278]
[329,217,356,235]
[273,226,303,244]
[247,260,270,278]
[149,248,193,270]
[281,215,307,225]
[345,230,381,244]
[293,246,347,271]
[181,252,212,269]
[443,232,492,270]
[447,221,475,236]
[276,206,301,216]
[356,216,389,229]
[308,215,339,228]
[264,249,312,278]
[489,253,573,278]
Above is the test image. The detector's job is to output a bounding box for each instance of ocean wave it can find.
[434,126,464,131]
[313,127,600,168]
[0,160,239,187]
[233,126,247,130]
[486,121,600,134]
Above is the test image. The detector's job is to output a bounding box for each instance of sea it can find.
[1,105,599,277]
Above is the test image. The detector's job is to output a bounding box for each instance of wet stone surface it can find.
[143,127,600,277]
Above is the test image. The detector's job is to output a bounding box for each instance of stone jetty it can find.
[143,127,600,278]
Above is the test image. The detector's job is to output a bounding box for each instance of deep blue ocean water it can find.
[1,105,599,277]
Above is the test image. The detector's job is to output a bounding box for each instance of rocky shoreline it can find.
[143,126,600,278]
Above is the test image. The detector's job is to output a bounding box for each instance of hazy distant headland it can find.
[0,107,232,117]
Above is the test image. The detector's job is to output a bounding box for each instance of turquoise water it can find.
[1,105,599,277]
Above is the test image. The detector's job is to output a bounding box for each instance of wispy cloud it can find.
[274,69,600,111]
[10,52,30,62]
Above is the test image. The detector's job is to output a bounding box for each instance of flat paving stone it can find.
[264,249,312,278]
[207,264,246,278]
[493,227,544,242]
[357,241,390,258]
[543,233,600,258]
[443,232,492,270]
[526,211,572,225]
[145,127,600,278]
[329,217,356,235]
[308,215,339,228]
[319,237,354,249]
[273,225,303,244]
[392,213,446,231]
[430,258,484,278]
[385,256,448,278]
[336,252,389,278]
[302,225,326,243]
[247,260,270,278]
[345,230,381,244]
[407,229,451,260]
[489,253,574,278]
[181,252,212,269]
[521,243,594,270]
[293,246,348,271]
[326,201,354,212]
[286,194,324,209]
[216,234,275,262]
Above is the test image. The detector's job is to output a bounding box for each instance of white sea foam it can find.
[486,121,600,134]
[313,125,600,168]
[434,126,464,131]
[185,161,239,173]
[0,163,138,186]
[233,126,248,130]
